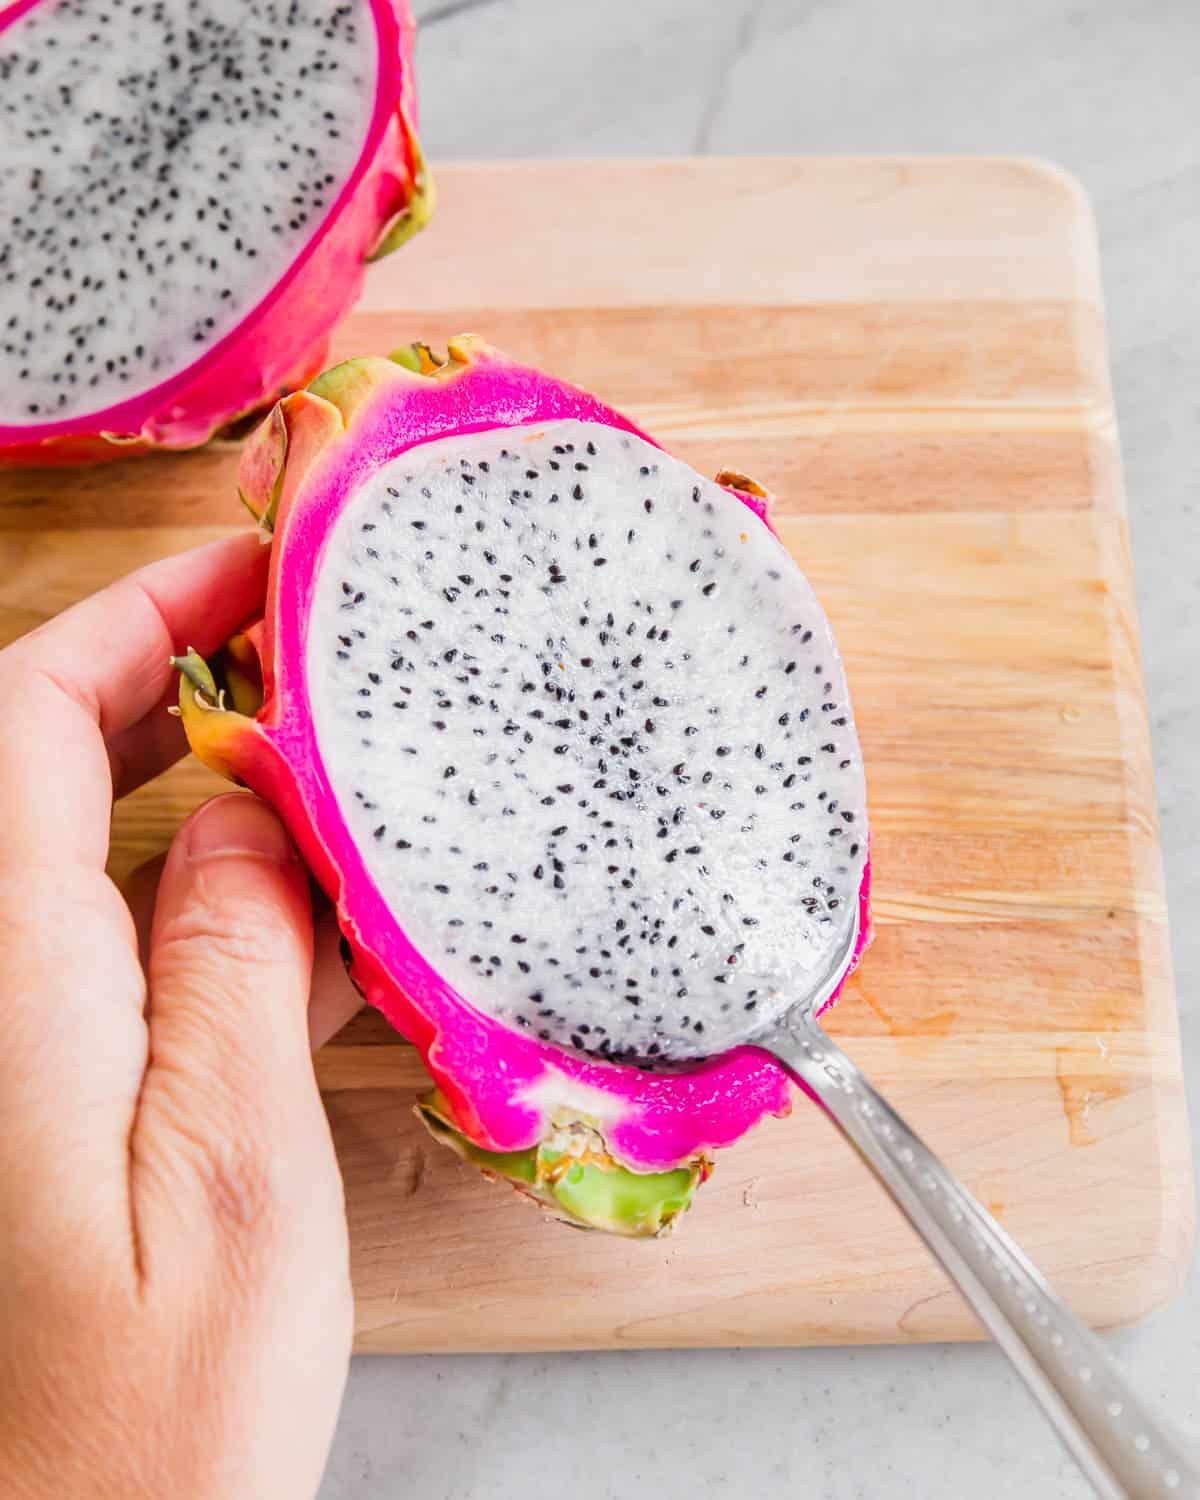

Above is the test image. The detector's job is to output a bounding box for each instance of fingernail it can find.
[184,793,297,864]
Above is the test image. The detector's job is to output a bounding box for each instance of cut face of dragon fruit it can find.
[0,0,428,464]
[308,420,866,1062]
[173,338,872,1236]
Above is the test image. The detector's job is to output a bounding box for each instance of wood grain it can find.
[0,158,1189,1351]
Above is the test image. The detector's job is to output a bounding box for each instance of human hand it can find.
[0,535,359,1500]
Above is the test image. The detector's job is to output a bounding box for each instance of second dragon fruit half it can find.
[0,0,430,465]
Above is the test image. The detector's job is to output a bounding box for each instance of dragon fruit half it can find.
[174,338,872,1236]
[0,0,428,466]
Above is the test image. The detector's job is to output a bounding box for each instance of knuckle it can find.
[149,1073,287,1251]
[155,884,302,975]
[197,1130,284,1245]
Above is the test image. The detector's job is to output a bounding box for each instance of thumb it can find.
[120,850,364,1047]
[131,792,341,1282]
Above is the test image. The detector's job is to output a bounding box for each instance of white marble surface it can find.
[320,2,1200,1495]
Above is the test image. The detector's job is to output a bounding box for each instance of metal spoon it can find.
[750,909,1198,1500]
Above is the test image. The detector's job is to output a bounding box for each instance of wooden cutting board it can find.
[1,158,1191,1351]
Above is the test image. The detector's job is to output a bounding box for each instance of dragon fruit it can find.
[174,337,872,1236]
[0,0,428,466]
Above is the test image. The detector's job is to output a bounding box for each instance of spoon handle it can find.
[765,1013,1199,1500]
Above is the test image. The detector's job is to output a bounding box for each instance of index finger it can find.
[0,531,269,872]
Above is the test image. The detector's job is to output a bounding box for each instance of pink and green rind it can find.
[188,341,871,1179]
[0,0,429,467]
